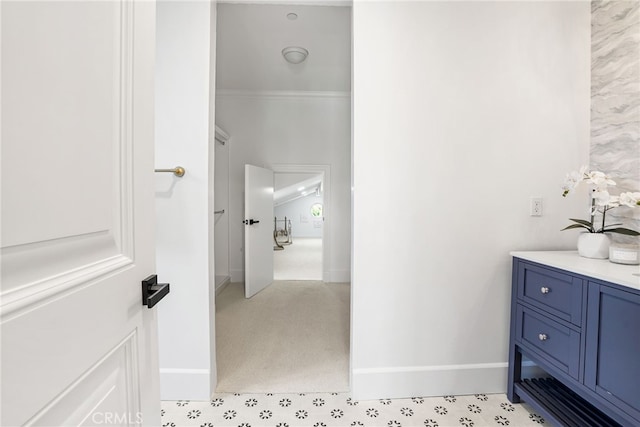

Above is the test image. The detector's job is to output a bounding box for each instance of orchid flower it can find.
[561,167,639,236]
[619,192,640,208]
[585,170,616,190]
[561,165,587,197]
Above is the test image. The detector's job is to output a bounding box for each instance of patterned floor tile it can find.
[161,392,545,427]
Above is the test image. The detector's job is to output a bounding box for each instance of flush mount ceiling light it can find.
[282,46,308,64]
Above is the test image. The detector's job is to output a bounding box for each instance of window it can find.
[311,203,323,217]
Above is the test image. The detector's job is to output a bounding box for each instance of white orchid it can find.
[619,192,640,208]
[561,167,639,236]
[562,165,588,197]
[585,170,616,190]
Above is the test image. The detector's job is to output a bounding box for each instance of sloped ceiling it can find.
[274,173,323,206]
[216,2,351,92]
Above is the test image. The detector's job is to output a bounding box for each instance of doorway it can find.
[213,2,351,394]
[273,165,329,281]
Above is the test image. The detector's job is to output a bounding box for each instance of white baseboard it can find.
[230,269,350,283]
[160,368,213,400]
[352,363,508,401]
[215,276,231,296]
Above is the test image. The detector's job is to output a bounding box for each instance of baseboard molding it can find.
[215,276,231,296]
[160,368,212,401]
[352,363,508,401]
[230,269,350,283]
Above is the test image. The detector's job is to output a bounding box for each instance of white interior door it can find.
[244,165,274,298]
[1,1,161,426]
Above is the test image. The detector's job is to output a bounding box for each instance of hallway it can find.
[215,281,349,393]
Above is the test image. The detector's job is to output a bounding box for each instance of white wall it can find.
[216,93,351,283]
[155,0,214,400]
[274,193,324,238]
[352,2,591,400]
[214,133,229,282]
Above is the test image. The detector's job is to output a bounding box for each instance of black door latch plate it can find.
[142,274,170,309]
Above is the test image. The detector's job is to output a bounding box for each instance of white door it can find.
[1,1,161,426]
[244,165,274,298]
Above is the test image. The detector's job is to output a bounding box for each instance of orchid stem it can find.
[590,196,596,233]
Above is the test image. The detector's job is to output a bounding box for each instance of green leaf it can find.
[561,224,591,231]
[603,227,640,236]
[568,218,594,227]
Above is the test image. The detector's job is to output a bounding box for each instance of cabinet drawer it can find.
[518,262,583,325]
[516,305,581,380]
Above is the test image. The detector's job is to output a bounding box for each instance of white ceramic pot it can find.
[577,233,611,259]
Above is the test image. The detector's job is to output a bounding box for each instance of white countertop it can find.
[511,251,640,291]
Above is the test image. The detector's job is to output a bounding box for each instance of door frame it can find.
[272,164,331,283]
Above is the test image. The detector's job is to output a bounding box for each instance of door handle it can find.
[244,219,260,225]
[142,275,170,309]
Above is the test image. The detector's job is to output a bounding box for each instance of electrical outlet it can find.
[530,197,543,216]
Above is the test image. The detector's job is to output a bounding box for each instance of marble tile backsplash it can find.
[591,0,640,240]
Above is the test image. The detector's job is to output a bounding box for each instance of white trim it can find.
[0,254,133,319]
[215,276,231,295]
[214,125,230,144]
[353,362,507,375]
[118,0,135,260]
[217,89,351,99]
[160,368,213,401]
[352,363,508,401]
[24,331,139,426]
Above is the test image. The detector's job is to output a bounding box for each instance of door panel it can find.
[1,0,127,300]
[2,0,119,247]
[244,165,274,298]
[29,333,139,427]
[1,1,160,425]
[585,283,640,420]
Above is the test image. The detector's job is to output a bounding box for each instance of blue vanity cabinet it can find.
[508,253,640,427]
[584,282,640,423]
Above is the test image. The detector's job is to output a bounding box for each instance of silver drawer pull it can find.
[538,333,548,341]
[540,286,550,294]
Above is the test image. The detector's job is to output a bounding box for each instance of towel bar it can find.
[155,166,185,177]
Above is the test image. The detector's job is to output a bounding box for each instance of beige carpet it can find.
[215,281,350,393]
[274,237,322,281]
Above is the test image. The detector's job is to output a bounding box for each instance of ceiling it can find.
[216,2,351,92]
[274,173,323,206]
